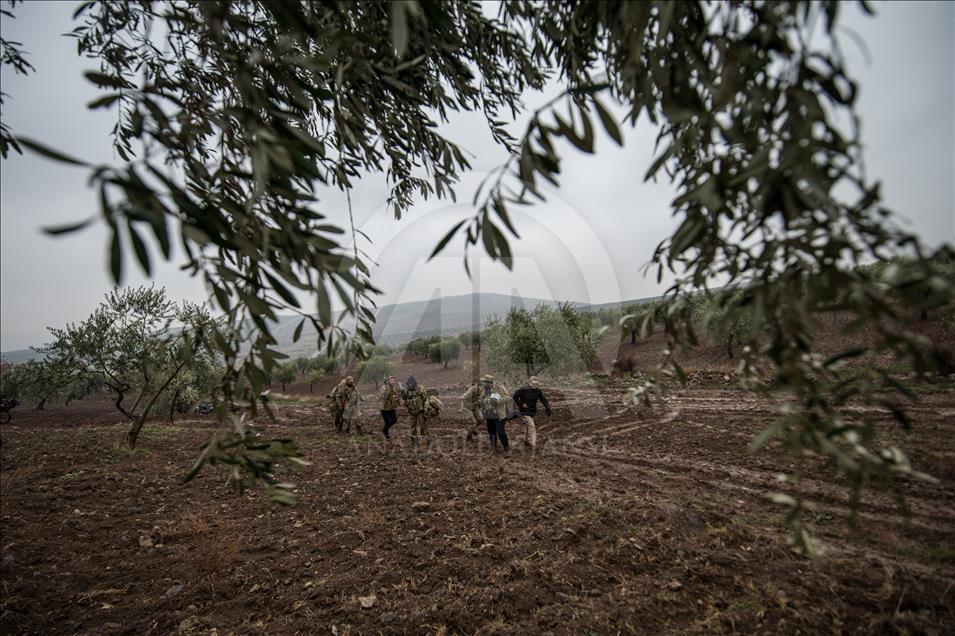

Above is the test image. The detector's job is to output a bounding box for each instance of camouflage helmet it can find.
[481,374,494,383]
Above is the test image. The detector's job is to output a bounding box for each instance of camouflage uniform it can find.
[460,383,483,439]
[424,394,443,420]
[402,382,431,449]
[479,383,510,420]
[378,383,401,411]
[330,377,360,433]
[328,378,348,432]
[342,384,363,434]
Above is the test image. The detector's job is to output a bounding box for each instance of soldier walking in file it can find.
[512,375,551,454]
[460,380,483,441]
[402,376,432,452]
[479,374,511,455]
[331,376,361,434]
[342,377,363,434]
[328,376,353,433]
[378,375,400,440]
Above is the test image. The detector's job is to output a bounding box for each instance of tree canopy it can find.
[428,338,461,369]
[356,355,394,388]
[41,285,221,448]
[486,303,603,380]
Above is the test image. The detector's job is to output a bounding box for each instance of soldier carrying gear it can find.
[331,376,362,434]
[342,377,363,434]
[402,376,432,451]
[378,375,400,440]
[460,381,484,441]
[424,394,443,420]
[512,375,551,454]
[479,374,511,454]
[328,376,354,433]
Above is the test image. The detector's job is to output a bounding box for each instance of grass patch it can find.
[570,498,610,522]
[727,597,765,615]
[73,425,121,440]
[109,442,153,457]
[138,425,179,441]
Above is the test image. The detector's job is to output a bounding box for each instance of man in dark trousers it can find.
[479,374,510,455]
[377,375,400,440]
[512,376,551,454]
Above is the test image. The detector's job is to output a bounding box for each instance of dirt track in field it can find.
[2,380,954,635]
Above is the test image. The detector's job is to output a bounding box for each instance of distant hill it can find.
[2,292,660,362]
[275,292,666,357]
[371,292,561,345]
[270,292,561,356]
[0,348,45,364]
[582,296,664,312]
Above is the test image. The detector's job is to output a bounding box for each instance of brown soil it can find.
[3,309,954,634]
[2,375,954,634]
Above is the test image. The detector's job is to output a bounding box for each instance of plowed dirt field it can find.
[2,381,953,634]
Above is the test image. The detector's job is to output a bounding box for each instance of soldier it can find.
[378,375,400,439]
[330,375,359,433]
[342,376,363,434]
[328,376,349,433]
[512,375,551,454]
[460,380,483,440]
[402,376,431,451]
[478,374,511,455]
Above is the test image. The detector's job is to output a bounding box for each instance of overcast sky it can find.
[1,1,953,351]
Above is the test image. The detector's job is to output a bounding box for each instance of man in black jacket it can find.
[512,376,551,453]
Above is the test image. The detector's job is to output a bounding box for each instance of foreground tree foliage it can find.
[858,255,955,322]
[3,1,953,547]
